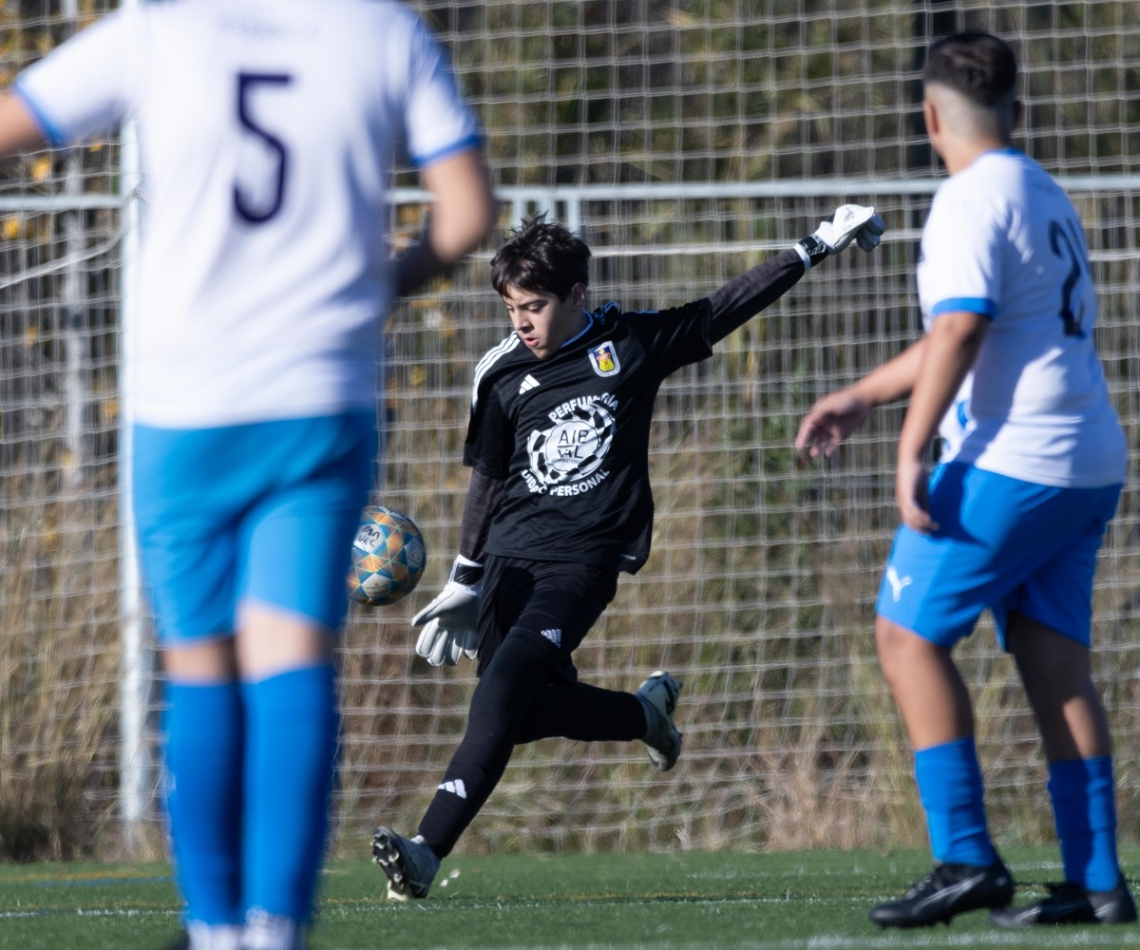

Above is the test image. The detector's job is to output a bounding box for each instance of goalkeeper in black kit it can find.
[372,207,885,899]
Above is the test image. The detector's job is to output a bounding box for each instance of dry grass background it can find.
[1,0,1140,862]
[0,473,120,860]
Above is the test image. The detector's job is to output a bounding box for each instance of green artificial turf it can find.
[2,847,1140,949]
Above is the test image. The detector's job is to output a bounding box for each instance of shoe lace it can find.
[904,867,945,899]
[1044,881,1088,902]
[904,863,971,900]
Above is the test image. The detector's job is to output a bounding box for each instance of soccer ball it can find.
[346,506,427,607]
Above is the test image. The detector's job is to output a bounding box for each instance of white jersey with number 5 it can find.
[917,148,1126,488]
[14,0,480,428]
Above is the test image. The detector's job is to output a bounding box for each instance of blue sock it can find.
[242,665,339,921]
[164,681,244,926]
[1048,757,1120,892]
[915,737,997,867]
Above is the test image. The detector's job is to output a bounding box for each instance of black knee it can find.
[467,629,555,745]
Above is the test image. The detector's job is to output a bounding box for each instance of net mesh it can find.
[1,0,1139,860]
[0,0,126,860]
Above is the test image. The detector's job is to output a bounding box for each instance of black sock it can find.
[417,631,551,857]
[516,681,646,744]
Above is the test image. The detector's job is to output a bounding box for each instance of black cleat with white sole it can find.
[371,826,441,901]
[869,860,1014,929]
[636,670,682,772]
[990,874,1137,927]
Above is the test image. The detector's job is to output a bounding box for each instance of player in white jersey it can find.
[797,33,1134,930]
[0,3,495,949]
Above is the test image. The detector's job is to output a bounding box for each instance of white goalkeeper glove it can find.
[795,204,885,268]
[412,555,483,667]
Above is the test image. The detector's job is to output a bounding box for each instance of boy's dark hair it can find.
[923,32,1017,108]
[490,213,590,301]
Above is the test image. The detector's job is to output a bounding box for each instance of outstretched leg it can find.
[375,559,677,899]
[516,673,681,770]
[374,640,669,900]
[373,629,558,900]
[414,629,624,858]
[515,680,644,744]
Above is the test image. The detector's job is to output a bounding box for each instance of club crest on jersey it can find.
[588,341,620,377]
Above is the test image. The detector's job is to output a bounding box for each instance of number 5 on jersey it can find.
[234,72,293,224]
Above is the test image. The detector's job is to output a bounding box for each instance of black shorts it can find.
[476,554,618,681]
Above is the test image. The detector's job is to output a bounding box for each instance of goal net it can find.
[2,0,1139,860]
[0,0,127,860]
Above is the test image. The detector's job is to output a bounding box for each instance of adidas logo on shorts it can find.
[540,628,562,647]
[438,779,467,799]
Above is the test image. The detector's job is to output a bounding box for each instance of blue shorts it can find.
[133,412,376,644]
[876,462,1120,649]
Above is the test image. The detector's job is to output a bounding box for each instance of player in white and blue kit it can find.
[797,33,1135,930]
[0,3,494,949]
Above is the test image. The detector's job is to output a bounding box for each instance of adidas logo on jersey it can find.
[518,374,540,394]
[438,779,467,799]
[539,628,562,647]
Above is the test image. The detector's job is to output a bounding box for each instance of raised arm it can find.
[394,148,497,299]
[707,204,885,345]
[706,248,806,344]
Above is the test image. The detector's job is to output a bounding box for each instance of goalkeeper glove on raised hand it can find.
[412,556,483,667]
[795,204,885,268]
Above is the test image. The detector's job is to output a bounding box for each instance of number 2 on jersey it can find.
[234,72,293,224]
[1048,218,1088,339]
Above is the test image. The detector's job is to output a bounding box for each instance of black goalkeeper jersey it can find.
[463,247,806,574]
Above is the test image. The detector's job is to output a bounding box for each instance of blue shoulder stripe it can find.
[930,297,998,319]
[558,311,597,350]
[412,132,482,169]
[13,81,66,147]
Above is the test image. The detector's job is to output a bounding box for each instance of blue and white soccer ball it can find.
[346,506,427,607]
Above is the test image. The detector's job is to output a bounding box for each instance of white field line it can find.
[0,907,179,920]
[7,898,1140,950]
[323,934,1140,950]
[321,935,1140,948]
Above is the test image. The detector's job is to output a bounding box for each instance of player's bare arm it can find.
[0,92,47,156]
[894,309,987,534]
[795,336,927,458]
[395,148,496,298]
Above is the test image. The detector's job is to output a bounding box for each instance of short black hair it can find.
[923,32,1017,108]
[490,213,590,301]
